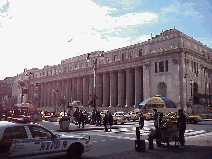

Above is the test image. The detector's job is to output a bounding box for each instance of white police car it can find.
[0,121,92,159]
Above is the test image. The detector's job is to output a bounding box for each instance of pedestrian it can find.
[139,111,144,129]
[103,114,108,132]
[153,109,158,129]
[177,109,186,149]
[96,109,101,126]
[91,109,96,125]
[108,112,113,131]
[79,109,84,128]
[73,109,79,125]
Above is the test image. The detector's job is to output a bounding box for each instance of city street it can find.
[38,119,212,159]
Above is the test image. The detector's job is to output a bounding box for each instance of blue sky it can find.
[0,0,212,80]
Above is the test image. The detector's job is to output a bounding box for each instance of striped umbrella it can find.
[139,95,176,109]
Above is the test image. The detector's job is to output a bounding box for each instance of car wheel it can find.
[133,119,135,122]
[190,119,197,124]
[66,143,83,159]
[126,117,130,121]
[114,120,118,125]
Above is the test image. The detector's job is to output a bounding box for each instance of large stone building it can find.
[20,28,212,113]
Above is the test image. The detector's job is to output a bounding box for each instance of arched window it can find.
[157,82,167,98]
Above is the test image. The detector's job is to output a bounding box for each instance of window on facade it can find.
[46,71,48,76]
[159,61,164,72]
[194,62,196,73]
[50,70,52,75]
[139,49,142,56]
[197,63,198,74]
[75,64,77,69]
[165,60,168,72]
[208,69,210,78]
[106,57,109,63]
[43,72,45,76]
[130,51,133,59]
[155,62,158,73]
[114,55,117,61]
[69,65,72,70]
[40,73,42,77]
[63,66,66,72]
[122,53,125,60]
[80,63,83,68]
[191,61,193,72]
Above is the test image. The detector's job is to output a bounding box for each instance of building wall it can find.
[14,28,212,113]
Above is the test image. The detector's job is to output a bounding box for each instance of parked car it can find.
[112,114,127,125]
[143,112,154,120]
[42,112,53,121]
[0,121,92,159]
[129,111,140,121]
[162,111,203,124]
[113,111,131,121]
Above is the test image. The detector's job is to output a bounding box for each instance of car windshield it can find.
[123,112,129,115]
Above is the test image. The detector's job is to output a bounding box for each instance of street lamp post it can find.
[86,52,104,110]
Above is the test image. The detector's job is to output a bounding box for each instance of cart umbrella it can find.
[139,95,176,109]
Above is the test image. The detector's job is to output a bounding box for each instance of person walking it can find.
[177,109,186,149]
[91,109,96,125]
[108,112,113,131]
[139,111,144,129]
[103,113,108,132]
[73,109,79,125]
[96,109,101,126]
[153,109,158,129]
[79,110,84,128]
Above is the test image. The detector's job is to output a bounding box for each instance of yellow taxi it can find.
[162,111,203,124]
[143,112,154,120]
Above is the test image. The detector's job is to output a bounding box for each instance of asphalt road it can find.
[49,120,212,159]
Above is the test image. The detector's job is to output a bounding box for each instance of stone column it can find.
[51,81,55,107]
[67,78,72,103]
[110,71,117,107]
[72,78,77,101]
[40,83,44,107]
[89,76,94,103]
[118,70,125,107]
[56,80,60,107]
[143,64,151,101]
[77,77,83,103]
[83,76,89,107]
[96,74,103,107]
[126,68,134,106]
[43,82,47,107]
[47,82,51,107]
[135,66,142,106]
[103,72,110,107]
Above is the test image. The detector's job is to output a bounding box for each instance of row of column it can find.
[28,66,144,108]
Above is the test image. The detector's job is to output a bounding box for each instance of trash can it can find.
[135,140,145,152]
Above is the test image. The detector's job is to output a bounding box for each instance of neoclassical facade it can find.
[25,28,212,112]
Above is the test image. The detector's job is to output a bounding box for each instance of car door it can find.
[27,125,63,158]
[2,126,32,158]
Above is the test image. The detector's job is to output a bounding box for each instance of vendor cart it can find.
[139,95,178,149]
[148,119,179,148]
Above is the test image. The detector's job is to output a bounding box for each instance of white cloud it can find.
[161,5,180,13]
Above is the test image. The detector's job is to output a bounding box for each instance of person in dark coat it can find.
[177,109,186,148]
[103,114,108,132]
[91,109,96,125]
[96,109,101,126]
[153,109,158,129]
[73,109,79,125]
[139,111,144,129]
[78,110,84,128]
[108,112,113,131]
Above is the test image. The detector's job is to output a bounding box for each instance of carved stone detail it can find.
[172,59,179,64]
[144,63,150,69]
